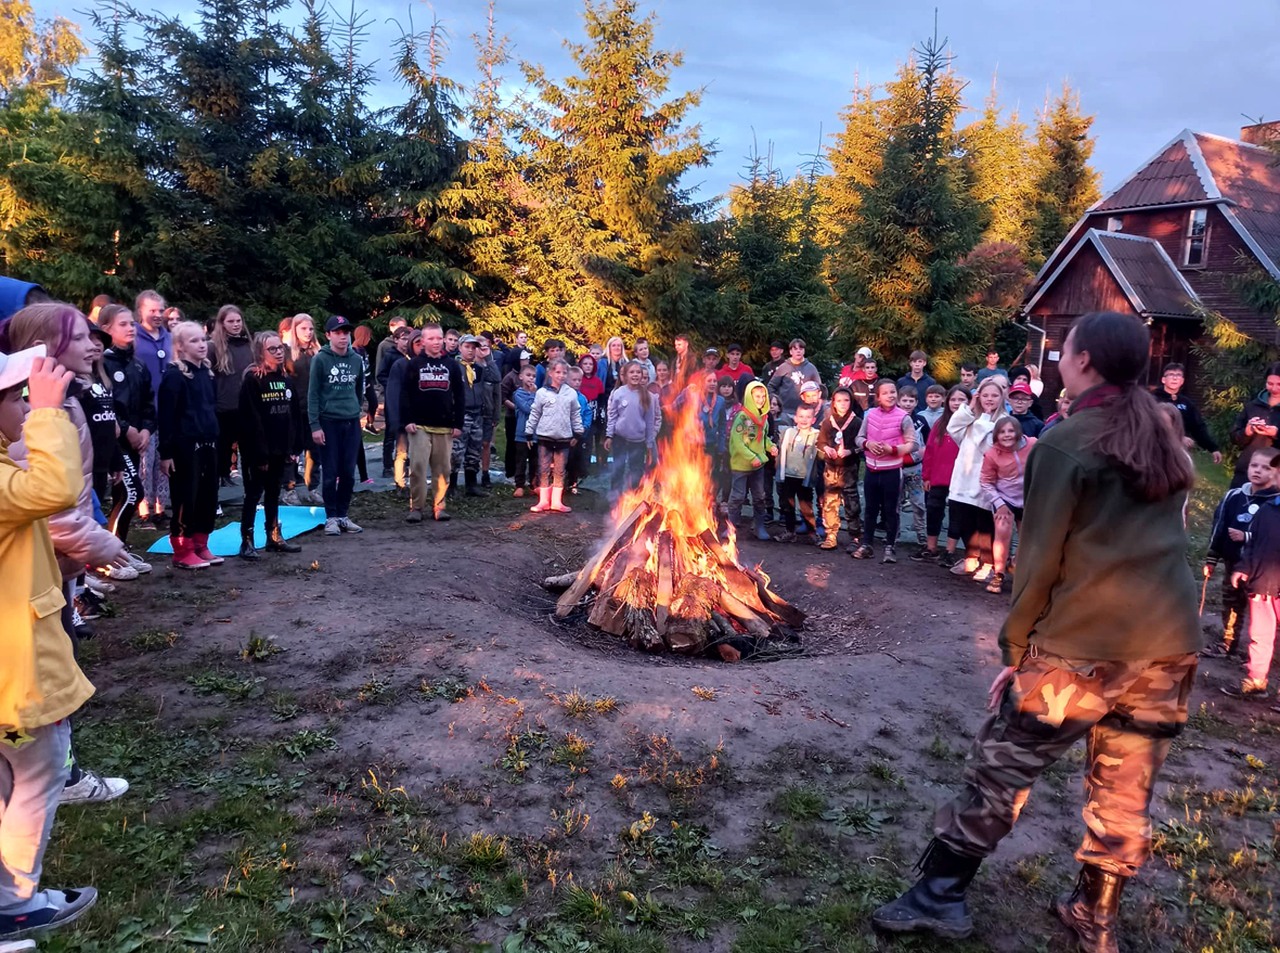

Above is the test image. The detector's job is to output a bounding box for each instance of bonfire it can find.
[547,386,805,660]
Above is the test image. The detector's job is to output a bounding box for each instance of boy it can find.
[918,384,946,431]
[975,348,1004,383]
[1228,451,1280,701]
[534,339,566,388]
[1204,447,1279,655]
[0,347,98,943]
[1008,382,1044,437]
[399,324,464,523]
[896,386,928,548]
[565,366,594,492]
[897,350,936,397]
[850,359,877,412]
[309,315,366,535]
[817,387,862,551]
[774,404,820,543]
[511,366,539,498]
[727,381,776,541]
[720,344,753,384]
[958,363,978,390]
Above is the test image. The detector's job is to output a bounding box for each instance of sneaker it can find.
[216,505,223,517]
[324,517,341,536]
[985,571,1005,594]
[72,597,99,622]
[882,545,897,564]
[0,939,37,950]
[0,887,98,940]
[338,517,363,534]
[910,548,939,563]
[282,489,300,506]
[950,558,980,576]
[1221,679,1269,699]
[406,509,424,524]
[773,531,797,543]
[433,510,451,522]
[937,552,959,569]
[971,563,994,583]
[361,478,376,485]
[83,574,115,595]
[70,606,94,640]
[851,543,873,559]
[61,769,129,804]
[97,562,138,581]
[125,552,152,574]
[1199,643,1230,658]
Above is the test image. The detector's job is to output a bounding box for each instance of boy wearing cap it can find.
[1007,383,1044,438]
[720,344,753,384]
[838,347,875,388]
[0,346,100,942]
[761,341,787,381]
[453,335,489,497]
[702,348,721,375]
[308,316,365,534]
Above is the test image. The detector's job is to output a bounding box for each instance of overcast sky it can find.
[38,0,1280,204]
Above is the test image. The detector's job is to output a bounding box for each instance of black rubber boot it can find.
[448,470,459,498]
[1054,865,1126,953]
[265,524,301,553]
[239,533,259,560]
[481,470,491,487]
[872,838,982,939]
[465,470,489,497]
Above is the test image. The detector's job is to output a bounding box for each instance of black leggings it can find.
[170,442,219,538]
[926,486,951,539]
[216,409,240,479]
[109,448,140,541]
[242,457,286,536]
[863,467,902,546]
[950,500,994,565]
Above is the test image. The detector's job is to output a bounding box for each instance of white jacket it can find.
[946,403,1000,509]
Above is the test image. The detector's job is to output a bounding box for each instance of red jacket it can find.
[921,423,960,487]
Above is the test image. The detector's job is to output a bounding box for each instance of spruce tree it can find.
[961,82,1035,246]
[1027,82,1101,265]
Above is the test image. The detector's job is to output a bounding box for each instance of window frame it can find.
[1183,207,1208,268]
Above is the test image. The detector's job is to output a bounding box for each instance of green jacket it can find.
[307,346,364,429]
[1000,390,1202,666]
[728,381,774,472]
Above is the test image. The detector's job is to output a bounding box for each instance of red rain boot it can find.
[192,533,224,565]
[172,536,210,571]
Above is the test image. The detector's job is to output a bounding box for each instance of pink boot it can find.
[530,487,551,513]
[192,533,224,565]
[172,536,210,571]
[549,486,572,513]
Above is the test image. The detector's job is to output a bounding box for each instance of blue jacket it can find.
[133,322,173,406]
[1208,483,1280,566]
[0,277,41,321]
[575,391,594,431]
[513,388,537,443]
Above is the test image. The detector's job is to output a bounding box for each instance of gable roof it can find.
[1095,132,1218,210]
[1023,229,1199,318]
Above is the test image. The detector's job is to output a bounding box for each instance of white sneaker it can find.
[338,517,363,534]
[324,517,341,535]
[971,563,994,583]
[83,574,115,595]
[61,769,129,804]
[0,939,37,951]
[97,563,138,581]
[126,552,152,574]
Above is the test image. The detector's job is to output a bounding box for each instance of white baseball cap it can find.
[856,347,873,359]
[0,344,47,392]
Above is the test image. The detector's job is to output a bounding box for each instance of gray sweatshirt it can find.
[605,386,661,445]
[525,384,583,440]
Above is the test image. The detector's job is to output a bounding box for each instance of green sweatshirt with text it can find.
[307,346,365,429]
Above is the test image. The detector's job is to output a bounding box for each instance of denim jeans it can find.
[610,438,648,499]
[319,417,361,518]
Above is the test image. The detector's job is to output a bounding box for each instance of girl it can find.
[577,353,606,472]
[853,379,916,563]
[876,312,1201,953]
[915,386,967,566]
[1042,388,1071,433]
[946,377,1007,580]
[99,303,156,546]
[816,387,862,551]
[287,313,320,504]
[210,304,253,485]
[163,306,184,331]
[525,358,583,513]
[158,322,221,570]
[978,416,1035,594]
[717,375,740,505]
[511,365,539,497]
[351,325,378,485]
[237,332,303,560]
[605,360,660,501]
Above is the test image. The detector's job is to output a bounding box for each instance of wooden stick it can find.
[555,503,650,616]
[654,531,674,634]
[541,572,579,591]
[719,591,772,639]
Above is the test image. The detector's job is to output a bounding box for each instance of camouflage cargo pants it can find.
[821,459,861,541]
[452,411,484,474]
[935,648,1197,877]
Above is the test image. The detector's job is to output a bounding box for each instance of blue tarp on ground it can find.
[147,506,326,556]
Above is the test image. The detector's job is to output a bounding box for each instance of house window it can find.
[1106,216,1123,232]
[1184,208,1208,266]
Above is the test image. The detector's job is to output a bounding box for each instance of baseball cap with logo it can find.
[0,344,48,391]
[1009,382,1033,397]
[324,315,355,334]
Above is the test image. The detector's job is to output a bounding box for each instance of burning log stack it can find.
[545,387,804,661]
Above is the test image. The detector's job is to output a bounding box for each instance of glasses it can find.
[266,345,285,353]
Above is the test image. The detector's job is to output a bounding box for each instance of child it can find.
[98,304,155,548]
[774,404,820,542]
[716,375,739,504]
[158,322,221,570]
[854,379,916,563]
[1203,447,1280,656]
[915,385,967,565]
[816,387,862,551]
[1228,453,1280,700]
[693,370,726,465]
[605,360,660,500]
[1007,382,1044,437]
[565,366,594,493]
[918,384,946,432]
[1042,389,1071,433]
[238,331,303,558]
[897,349,936,397]
[525,358,583,513]
[727,380,776,541]
[946,377,1007,579]
[979,416,1036,594]
[896,385,928,549]
[0,347,99,942]
[511,366,539,497]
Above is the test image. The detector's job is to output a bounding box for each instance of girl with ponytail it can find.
[876,313,1202,953]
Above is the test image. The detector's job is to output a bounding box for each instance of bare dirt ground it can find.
[43,484,1280,953]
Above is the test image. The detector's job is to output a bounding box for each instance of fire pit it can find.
[547,391,805,660]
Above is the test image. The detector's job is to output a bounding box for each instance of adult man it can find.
[632,339,657,382]
[897,350,937,396]
[453,335,489,496]
[400,324,464,522]
[838,347,874,388]
[975,348,1005,384]
[308,315,365,535]
[1154,364,1221,465]
[476,337,503,487]
[768,339,822,420]
[761,340,787,381]
[377,326,412,479]
[444,328,461,357]
[132,290,172,527]
[1007,383,1044,437]
[720,343,753,384]
[1230,363,1280,487]
[671,333,694,389]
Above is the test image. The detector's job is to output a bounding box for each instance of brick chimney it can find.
[1240,121,1280,146]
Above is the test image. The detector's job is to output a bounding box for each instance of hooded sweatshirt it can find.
[102,343,157,440]
[213,331,254,412]
[728,381,774,472]
[239,368,298,465]
[980,435,1037,510]
[307,345,364,428]
[158,361,219,458]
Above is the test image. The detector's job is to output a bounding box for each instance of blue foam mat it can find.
[147,506,327,556]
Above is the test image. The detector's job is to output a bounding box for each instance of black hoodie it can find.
[75,376,125,476]
[102,343,157,439]
[239,368,297,465]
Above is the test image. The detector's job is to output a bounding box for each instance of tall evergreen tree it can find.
[961,82,1035,246]
[817,79,883,252]
[1027,82,1101,265]
[828,38,985,376]
[518,0,712,348]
